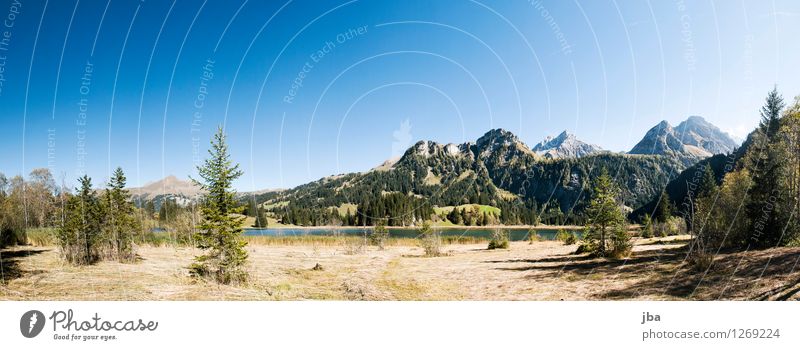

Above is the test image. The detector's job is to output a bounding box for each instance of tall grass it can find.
[23,228,492,248]
[243,235,488,246]
[26,227,57,246]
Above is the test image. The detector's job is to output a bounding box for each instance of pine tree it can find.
[254,207,269,228]
[746,88,787,248]
[585,168,625,255]
[760,87,785,139]
[190,126,249,284]
[697,165,718,199]
[58,175,102,265]
[103,167,136,262]
[654,190,673,223]
[144,200,156,218]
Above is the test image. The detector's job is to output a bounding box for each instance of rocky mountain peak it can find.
[476,128,518,148]
[532,130,602,159]
[629,116,739,159]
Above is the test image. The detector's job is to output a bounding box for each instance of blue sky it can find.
[1,0,799,191]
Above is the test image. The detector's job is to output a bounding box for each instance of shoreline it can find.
[244,224,587,230]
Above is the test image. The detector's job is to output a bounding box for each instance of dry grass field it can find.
[2,236,799,301]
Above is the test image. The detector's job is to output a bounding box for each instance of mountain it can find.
[630,128,754,221]
[264,128,688,225]
[673,116,740,154]
[629,116,739,160]
[128,175,202,207]
[128,175,201,200]
[129,175,282,208]
[532,131,603,159]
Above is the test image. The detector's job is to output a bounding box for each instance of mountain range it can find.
[133,116,740,220]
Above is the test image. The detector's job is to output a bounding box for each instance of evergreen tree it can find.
[103,167,137,262]
[58,175,102,265]
[254,207,269,228]
[144,200,156,218]
[760,87,785,139]
[697,165,718,199]
[654,190,673,223]
[245,198,258,217]
[190,126,249,284]
[688,165,719,233]
[585,168,625,255]
[746,88,787,247]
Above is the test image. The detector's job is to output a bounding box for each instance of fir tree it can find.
[654,190,673,223]
[58,175,102,265]
[585,168,625,255]
[189,126,249,284]
[103,167,136,262]
[254,207,269,228]
[746,88,787,247]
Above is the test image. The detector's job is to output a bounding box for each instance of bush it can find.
[1,227,26,247]
[488,229,509,250]
[608,224,632,259]
[369,222,389,250]
[574,227,594,254]
[640,214,654,238]
[575,240,595,254]
[528,229,541,244]
[653,216,687,237]
[555,229,577,245]
[418,221,442,257]
[555,229,570,242]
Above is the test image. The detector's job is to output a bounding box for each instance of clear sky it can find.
[1,0,799,191]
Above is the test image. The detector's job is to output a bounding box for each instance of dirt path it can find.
[2,237,799,300]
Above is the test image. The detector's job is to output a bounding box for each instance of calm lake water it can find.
[242,227,581,241]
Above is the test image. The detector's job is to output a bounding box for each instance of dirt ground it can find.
[2,236,799,300]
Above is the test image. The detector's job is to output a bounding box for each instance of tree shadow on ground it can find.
[486,243,800,300]
[0,246,49,283]
[484,254,594,265]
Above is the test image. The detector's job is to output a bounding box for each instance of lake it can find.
[243,227,582,241]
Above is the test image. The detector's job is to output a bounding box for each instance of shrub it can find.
[575,240,595,254]
[555,229,570,242]
[418,221,442,257]
[488,229,509,250]
[608,224,632,259]
[554,228,578,245]
[575,227,594,254]
[528,229,541,244]
[369,221,389,250]
[653,216,687,237]
[640,214,654,238]
[1,227,26,248]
